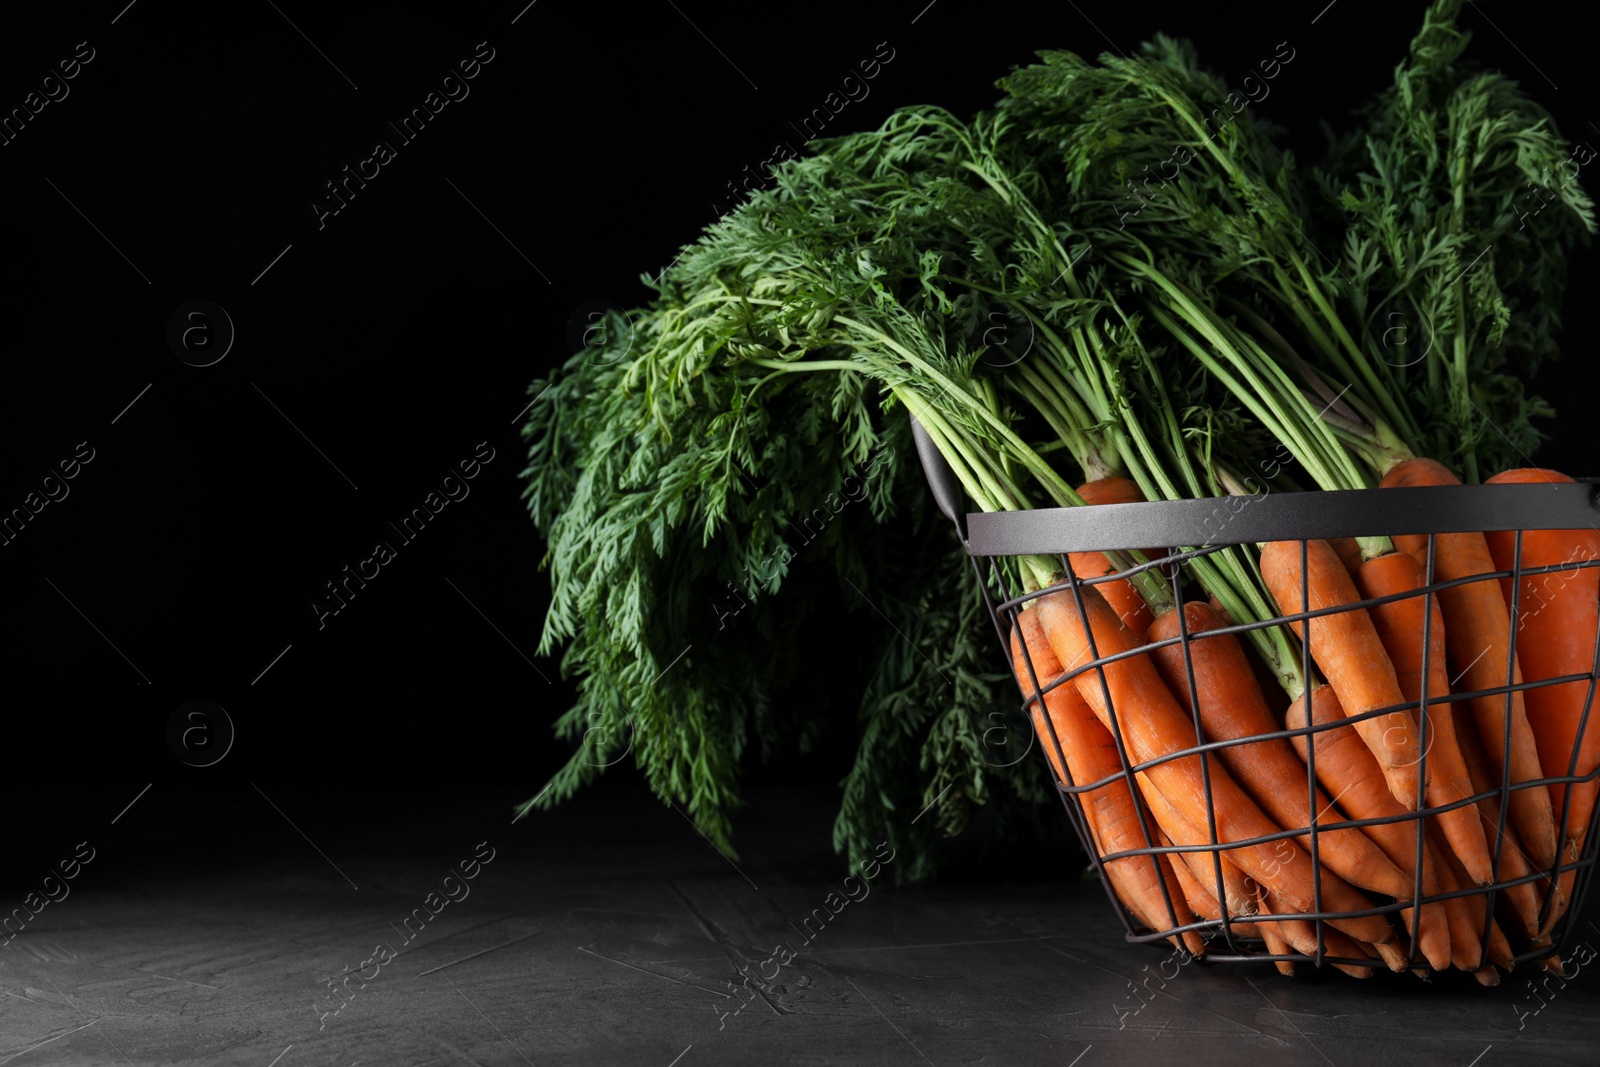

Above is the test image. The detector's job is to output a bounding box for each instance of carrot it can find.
[1258,929,1296,977]
[1329,536,1365,580]
[1522,930,1564,973]
[1478,921,1516,979]
[1546,867,1578,934]
[1422,821,1490,973]
[1139,770,1259,922]
[1070,478,1157,637]
[1206,596,1289,717]
[1435,862,1492,975]
[1148,602,1414,901]
[1454,716,1558,939]
[1476,908,1517,973]
[1161,829,1262,938]
[1263,892,1378,979]
[1484,923,1516,977]
[1355,549,1496,886]
[1383,458,1559,870]
[1483,468,1600,868]
[1254,882,1296,976]
[1260,538,1424,809]
[1429,818,1516,974]
[1482,924,1516,978]
[1010,612,1205,957]
[1281,684,1453,972]
[1150,851,1206,953]
[1033,584,1406,959]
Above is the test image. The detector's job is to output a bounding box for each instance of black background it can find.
[1,0,1595,872]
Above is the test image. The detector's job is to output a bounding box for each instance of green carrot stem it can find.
[836,315,1082,508]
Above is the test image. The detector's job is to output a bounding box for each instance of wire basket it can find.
[910,418,1600,972]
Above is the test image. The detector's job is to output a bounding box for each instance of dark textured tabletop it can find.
[2,780,1595,1067]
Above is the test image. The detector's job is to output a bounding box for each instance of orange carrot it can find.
[1422,821,1490,973]
[1033,584,1406,959]
[1428,818,1517,974]
[1139,769,1260,922]
[1148,602,1414,901]
[1071,478,1157,637]
[1282,685,1453,971]
[1260,539,1424,808]
[1254,882,1296,976]
[1486,919,1516,974]
[1162,829,1261,938]
[1454,717,1558,939]
[1438,841,1518,974]
[1384,458,1558,870]
[1010,612,1205,956]
[1355,549,1495,886]
[1150,851,1209,952]
[1329,536,1365,580]
[1445,897,1513,975]
[1262,891,1378,979]
[1522,929,1564,973]
[1483,468,1600,868]
[1206,595,1290,717]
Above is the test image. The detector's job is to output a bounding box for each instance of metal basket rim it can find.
[962,481,1600,557]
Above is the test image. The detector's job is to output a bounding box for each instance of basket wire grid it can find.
[910,418,1600,972]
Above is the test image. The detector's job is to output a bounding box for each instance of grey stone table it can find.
[2,778,1596,1067]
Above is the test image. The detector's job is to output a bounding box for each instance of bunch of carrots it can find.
[1003,460,1600,983]
[518,0,1600,916]
[874,23,1600,976]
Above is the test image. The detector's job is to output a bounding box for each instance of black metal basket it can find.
[911,417,1600,973]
